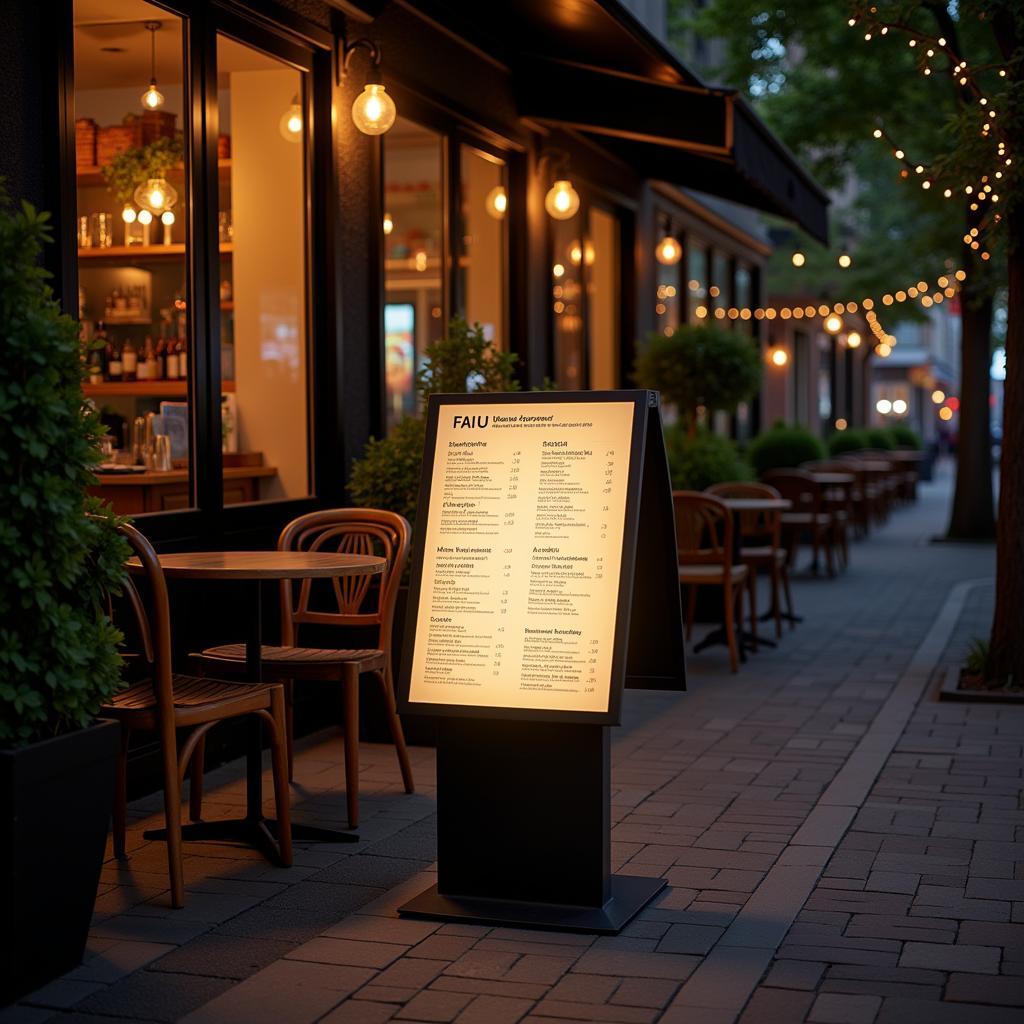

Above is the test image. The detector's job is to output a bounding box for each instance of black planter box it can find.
[1,718,119,1005]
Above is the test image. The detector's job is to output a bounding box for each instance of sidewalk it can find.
[6,464,1019,1024]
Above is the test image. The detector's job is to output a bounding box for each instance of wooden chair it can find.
[706,481,794,638]
[194,509,414,828]
[102,522,292,909]
[673,491,748,673]
[761,469,838,577]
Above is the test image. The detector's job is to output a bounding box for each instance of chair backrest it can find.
[109,521,175,725]
[705,481,782,546]
[672,491,734,566]
[278,508,411,650]
[761,469,823,514]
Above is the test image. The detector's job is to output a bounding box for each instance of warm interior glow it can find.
[121,205,137,224]
[770,347,789,367]
[141,82,164,110]
[137,209,153,225]
[382,212,394,235]
[134,177,177,215]
[544,179,580,220]
[485,186,508,219]
[351,83,397,135]
[656,236,682,265]
[160,210,175,225]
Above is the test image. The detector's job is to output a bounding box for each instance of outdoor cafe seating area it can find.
[674,447,923,673]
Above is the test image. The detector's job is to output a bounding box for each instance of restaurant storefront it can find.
[2,0,826,774]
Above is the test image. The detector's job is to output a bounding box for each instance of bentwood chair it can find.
[706,481,794,639]
[761,469,838,577]
[194,509,414,828]
[101,522,292,909]
[673,491,748,673]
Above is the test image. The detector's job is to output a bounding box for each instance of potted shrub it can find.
[664,426,751,490]
[634,323,761,435]
[828,428,870,456]
[747,422,826,476]
[865,426,895,450]
[0,191,127,1004]
[348,317,520,743]
[888,424,922,449]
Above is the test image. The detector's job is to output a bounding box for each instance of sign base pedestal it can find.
[400,875,665,934]
[398,718,664,934]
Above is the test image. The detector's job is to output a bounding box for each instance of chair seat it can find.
[679,564,747,584]
[740,546,786,566]
[102,673,278,728]
[199,643,386,679]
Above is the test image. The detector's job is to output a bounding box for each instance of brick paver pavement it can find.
[3,462,1019,1024]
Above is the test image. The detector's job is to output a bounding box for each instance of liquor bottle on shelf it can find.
[107,338,123,381]
[122,338,137,381]
[143,336,158,381]
[154,337,166,380]
[88,348,103,386]
[178,336,188,380]
[165,336,180,380]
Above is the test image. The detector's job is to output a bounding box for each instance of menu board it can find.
[400,393,648,723]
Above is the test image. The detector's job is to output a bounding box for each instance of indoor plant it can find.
[0,188,127,1003]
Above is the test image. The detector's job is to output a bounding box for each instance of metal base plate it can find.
[398,874,666,934]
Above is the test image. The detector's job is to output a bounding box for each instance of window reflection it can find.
[687,243,708,324]
[383,118,445,430]
[587,207,619,390]
[552,215,584,388]
[458,145,507,348]
[217,32,310,501]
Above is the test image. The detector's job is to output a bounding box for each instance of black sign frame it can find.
[397,389,676,727]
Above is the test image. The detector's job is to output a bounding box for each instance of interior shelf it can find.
[76,159,231,188]
[83,380,236,398]
[79,243,233,261]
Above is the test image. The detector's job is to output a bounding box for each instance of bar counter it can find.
[89,465,277,514]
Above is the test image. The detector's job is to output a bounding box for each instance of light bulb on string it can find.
[791,250,806,267]
[544,180,580,220]
[134,176,177,215]
[656,236,683,265]
[838,251,852,268]
[485,186,508,220]
[351,81,397,135]
[140,22,165,110]
[279,95,302,142]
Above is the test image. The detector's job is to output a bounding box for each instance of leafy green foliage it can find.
[865,427,895,450]
[664,427,751,491]
[348,318,520,526]
[828,429,871,454]
[0,186,127,745]
[888,424,923,449]
[102,134,185,205]
[747,423,825,476]
[964,637,994,679]
[634,324,761,431]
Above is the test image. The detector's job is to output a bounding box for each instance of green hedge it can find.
[664,427,750,491]
[827,429,870,455]
[865,427,895,450]
[747,423,825,476]
[888,424,923,449]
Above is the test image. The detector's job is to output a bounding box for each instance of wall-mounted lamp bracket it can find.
[338,36,382,86]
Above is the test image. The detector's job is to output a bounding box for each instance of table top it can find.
[811,472,855,485]
[127,550,386,580]
[720,497,792,511]
[851,460,892,472]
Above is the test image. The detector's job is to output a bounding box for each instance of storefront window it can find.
[655,217,681,336]
[458,145,507,348]
[552,215,585,389]
[711,251,730,315]
[587,207,619,390]
[686,242,708,324]
[215,32,311,501]
[735,263,752,315]
[383,118,445,430]
[74,2,193,512]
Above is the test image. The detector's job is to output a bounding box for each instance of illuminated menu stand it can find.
[398,391,685,933]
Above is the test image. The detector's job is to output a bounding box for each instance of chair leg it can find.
[188,733,205,822]
[112,725,130,860]
[267,690,293,868]
[341,665,360,829]
[781,566,796,629]
[378,666,414,794]
[723,579,739,673]
[685,585,697,640]
[161,727,185,909]
[284,679,295,783]
[746,567,758,651]
[770,562,783,639]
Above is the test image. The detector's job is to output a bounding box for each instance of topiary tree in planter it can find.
[747,422,826,477]
[865,427,895,450]
[888,424,922,450]
[0,187,127,1002]
[634,323,761,436]
[828,429,870,456]
[664,426,751,491]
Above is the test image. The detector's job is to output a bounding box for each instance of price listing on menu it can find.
[406,400,636,716]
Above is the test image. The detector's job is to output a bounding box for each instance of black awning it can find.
[513,56,828,242]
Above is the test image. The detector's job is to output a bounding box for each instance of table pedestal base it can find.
[142,817,358,860]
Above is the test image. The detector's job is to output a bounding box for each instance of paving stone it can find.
[67,940,177,984]
[148,933,294,979]
[808,992,882,1023]
[286,936,408,968]
[946,973,1024,1006]
[321,916,440,945]
[958,921,1024,947]
[656,924,723,955]
[865,871,919,895]
[763,959,826,990]
[75,971,232,1022]
[738,988,814,1023]
[395,990,475,1021]
[545,975,619,1004]
[572,948,699,981]
[454,994,534,1023]
[431,977,549,1001]
[320,1001,396,1023]
[898,941,999,974]
[610,978,679,1008]
[876,996,1024,1023]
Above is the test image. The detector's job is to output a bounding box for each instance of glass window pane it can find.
[686,242,707,324]
[587,207,619,390]
[74,2,193,513]
[711,251,730,314]
[383,118,445,431]
[551,214,584,389]
[656,229,682,336]
[216,33,310,501]
[458,145,506,348]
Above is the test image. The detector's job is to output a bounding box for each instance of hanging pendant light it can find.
[656,236,683,265]
[134,176,178,215]
[140,22,165,110]
[342,38,397,136]
[279,95,303,142]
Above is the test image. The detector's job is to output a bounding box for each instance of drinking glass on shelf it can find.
[92,212,114,248]
[78,215,93,248]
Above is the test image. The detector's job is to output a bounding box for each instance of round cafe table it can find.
[128,550,386,858]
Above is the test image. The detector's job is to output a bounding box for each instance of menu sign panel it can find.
[401,392,649,723]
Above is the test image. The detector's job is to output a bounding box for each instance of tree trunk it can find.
[946,222,995,540]
[990,215,1024,682]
